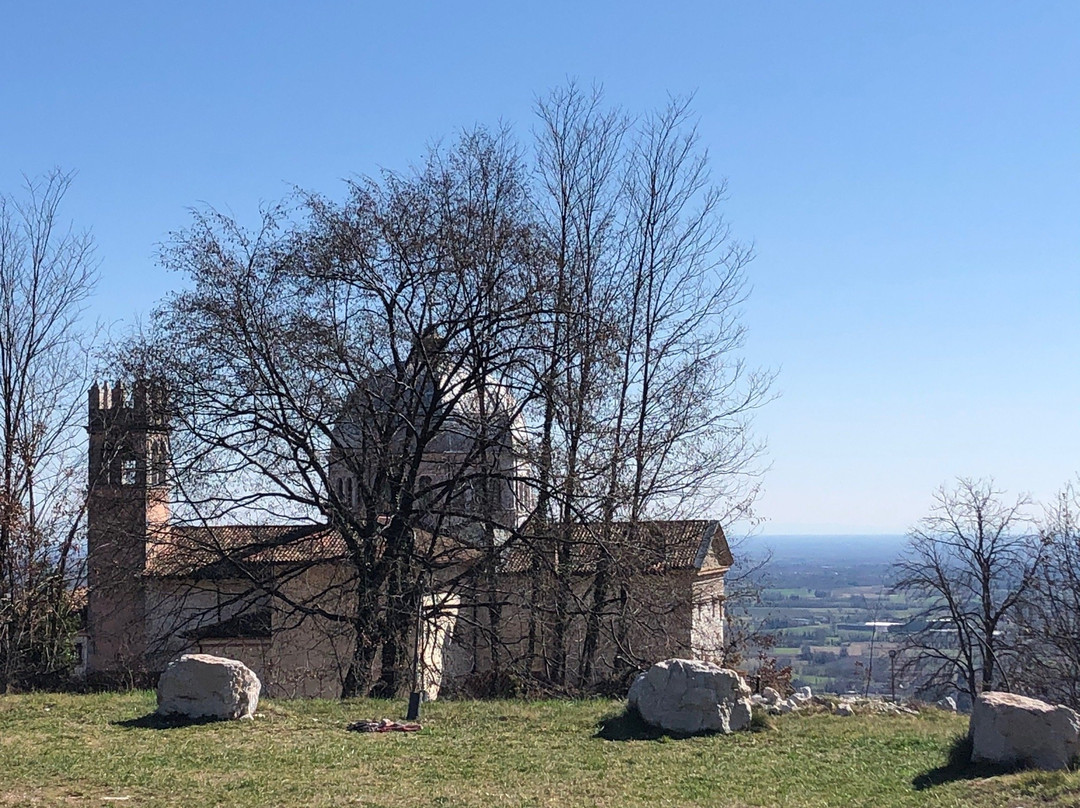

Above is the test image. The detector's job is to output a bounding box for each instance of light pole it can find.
[888,649,897,702]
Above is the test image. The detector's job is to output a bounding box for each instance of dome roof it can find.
[332,360,527,457]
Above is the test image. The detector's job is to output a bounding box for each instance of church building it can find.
[81,380,732,697]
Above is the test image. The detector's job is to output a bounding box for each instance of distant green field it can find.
[1,692,1078,807]
[771,646,803,656]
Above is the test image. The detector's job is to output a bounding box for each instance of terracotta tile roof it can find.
[145,522,478,578]
[145,524,331,577]
[143,518,728,579]
[500,520,730,575]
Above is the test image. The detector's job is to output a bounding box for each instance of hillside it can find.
[2,693,1078,807]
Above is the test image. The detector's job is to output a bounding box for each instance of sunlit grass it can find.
[0,692,1077,807]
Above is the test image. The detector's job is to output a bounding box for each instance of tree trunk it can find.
[578,549,610,687]
[342,573,384,698]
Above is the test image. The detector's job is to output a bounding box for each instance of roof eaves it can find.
[693,521,719,570]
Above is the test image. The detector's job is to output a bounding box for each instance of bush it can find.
[441,670,527,699]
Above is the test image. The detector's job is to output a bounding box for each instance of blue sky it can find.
[2,2,1077,534]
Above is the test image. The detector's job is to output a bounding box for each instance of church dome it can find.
[329,355,534,531]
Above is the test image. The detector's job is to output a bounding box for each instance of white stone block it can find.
[157,653,261,720]
[628,658,752,735]
[970,691,1080,771]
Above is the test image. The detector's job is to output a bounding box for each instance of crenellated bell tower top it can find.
[88,379,170,432]
[88,379,171,491]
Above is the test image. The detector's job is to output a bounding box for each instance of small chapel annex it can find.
[80,380,733,697]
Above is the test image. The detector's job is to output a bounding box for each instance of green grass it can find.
[2,692,1079,807]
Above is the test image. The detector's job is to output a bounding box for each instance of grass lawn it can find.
[2,692,1079,807]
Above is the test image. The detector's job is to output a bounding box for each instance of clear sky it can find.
[2,2,1077,534]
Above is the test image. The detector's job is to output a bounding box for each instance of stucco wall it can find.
[445,571,697,689]
[690,571,726,661]
[145,563,460,699]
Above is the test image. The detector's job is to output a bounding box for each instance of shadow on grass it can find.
[594,706,761,741]
[596,704,774,742]
[113,712,230,730]
[913,734,1025,789]
[595,707,667,741]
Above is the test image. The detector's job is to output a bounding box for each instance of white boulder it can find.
[970,691,1080,771]
[761,686,782,705]
[834,702,855,716]
[628,658,752,735]
[936,696,957,712]
[157,653,262,720]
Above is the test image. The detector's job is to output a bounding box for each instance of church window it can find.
[121,457,137,486]
[149,442,167,486]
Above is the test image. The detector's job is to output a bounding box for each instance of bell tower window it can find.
[149,441,167,486]
[121,457,137,486]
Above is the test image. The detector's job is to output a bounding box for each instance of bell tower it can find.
[85,380,171,676]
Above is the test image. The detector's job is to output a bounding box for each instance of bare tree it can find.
[598,96,769,676]
[892,478,1039,702]
[134,130,541,698]
[521,86,771,688]
[526,84,628,685]
[0,169,97,689]
[1013,482,1080,709]
[112,87,769,698]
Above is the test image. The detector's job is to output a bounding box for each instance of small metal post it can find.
[407,575,426,721]
[406,691,421,721]
[889,649,897,702]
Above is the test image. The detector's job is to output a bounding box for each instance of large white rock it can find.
[970,691,1080,771]
[936,696,957,713]
[627,658,752,735]
[157,653,262,720]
